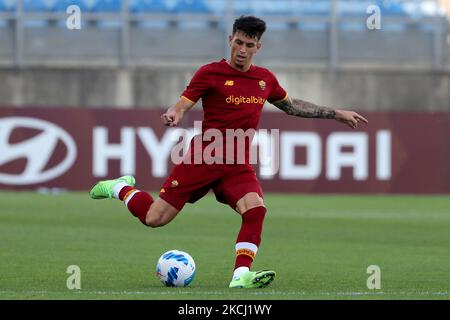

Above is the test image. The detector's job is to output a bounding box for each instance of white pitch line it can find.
[0,290,448,297]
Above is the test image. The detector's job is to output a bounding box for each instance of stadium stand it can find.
[172,0,213,29]
[0,0,443,19]
[23,0,57,12]
[129,0,173,29]
[173,0,210,13]
[0,1,449,111]
[130,0,171,12]
[0,0,15,11]
[0,0,15,28]
[92,0,121,12]
[0,0,441,16]
[0,0,448,69]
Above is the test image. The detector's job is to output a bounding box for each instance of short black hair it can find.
[232,16,266,41]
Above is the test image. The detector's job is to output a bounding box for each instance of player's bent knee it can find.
[240,202,265,215]
[236,192,265,215]
[145,216,166,228]
[145,198,180,228]
[145,209,170,228]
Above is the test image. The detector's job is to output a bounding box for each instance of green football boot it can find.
[229,270,276,289]
[89,176,136,199]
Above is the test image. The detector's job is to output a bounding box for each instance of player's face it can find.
[228,31,261,71]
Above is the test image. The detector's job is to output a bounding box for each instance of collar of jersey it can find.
[221,58,255,74]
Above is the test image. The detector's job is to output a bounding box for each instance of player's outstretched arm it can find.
[272,96,368,129]
[161,97,196,127]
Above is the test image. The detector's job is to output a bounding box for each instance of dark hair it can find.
[232,16,266,41]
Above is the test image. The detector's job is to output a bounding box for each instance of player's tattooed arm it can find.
[272,96,368,129]
[273,96,336,119]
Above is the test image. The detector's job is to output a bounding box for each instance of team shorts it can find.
[158,163,263,211]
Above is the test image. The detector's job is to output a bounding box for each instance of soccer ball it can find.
[156,250,196,287]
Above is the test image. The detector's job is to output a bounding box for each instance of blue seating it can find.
[206,0,226,15]
[173,0,209,13]
[377,0,407,16]
[338,1,373,17]
[0,0,16,11]
[92,0,121,12]
[172,0,212,30]
[23,0,59,11]
[90,0,122,29]
[259,0,292,16]
[259,0,293,30]
[130,0,171,13]
[233,0,254,15]
[0,0,14,28]
[22,0,98,12]
[294,0,330,16]
[129,0,172,29]
[236,0,320,17]
[22,0,56,28]
[56,0,98,12]
[3,0,446,34]
[334,0,407,18]
[293,0,330,31]
[1,0,441,18]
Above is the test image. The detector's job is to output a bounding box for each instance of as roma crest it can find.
[259,80,266,91]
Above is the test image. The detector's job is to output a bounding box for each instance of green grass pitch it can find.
[0,191,449,300]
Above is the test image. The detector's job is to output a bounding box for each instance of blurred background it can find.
[0,0,449,110]
[0,1,449,300]
[0,1,449,193]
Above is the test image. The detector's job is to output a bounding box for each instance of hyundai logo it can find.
[0,117,77,185]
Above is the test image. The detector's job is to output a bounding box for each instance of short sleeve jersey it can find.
[181,59,288,133]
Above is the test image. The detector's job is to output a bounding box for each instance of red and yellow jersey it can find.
[181,59,288,133]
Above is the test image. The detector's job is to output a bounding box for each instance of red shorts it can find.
[158,163,263,211]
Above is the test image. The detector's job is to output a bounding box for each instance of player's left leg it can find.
[229,192,275,288]
[214,169,276,288]
[90,162,218,227]
[89,175,157,226]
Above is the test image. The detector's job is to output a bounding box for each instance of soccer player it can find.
[90,16,368,288]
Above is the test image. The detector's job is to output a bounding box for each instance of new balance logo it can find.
[224,80,234,86]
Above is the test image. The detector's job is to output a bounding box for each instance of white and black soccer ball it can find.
[156,250,196,287]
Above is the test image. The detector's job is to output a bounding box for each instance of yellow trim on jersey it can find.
[272,93,289,104]
[181,95,196,104]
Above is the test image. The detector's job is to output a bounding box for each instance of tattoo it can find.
[273,97,336,119]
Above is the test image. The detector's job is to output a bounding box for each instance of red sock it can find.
[234,206,266,270]
[118,186,134,200]
[235,252,254,270]
[119,186,154,226]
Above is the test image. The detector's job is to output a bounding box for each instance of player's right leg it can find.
[214,166,276,289]
[89,176,180,227]
[228,270,276,289]
[228,193,276,289]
